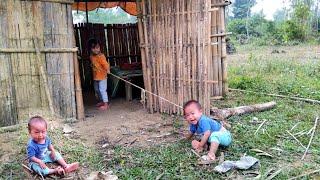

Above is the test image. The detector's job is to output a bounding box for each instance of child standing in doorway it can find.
[183,100,232,163]
[88,38,110,110]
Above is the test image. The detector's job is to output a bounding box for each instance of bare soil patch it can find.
[73,98,185,148]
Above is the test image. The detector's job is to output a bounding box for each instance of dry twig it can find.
[301,117,318,160]
[254,119,267,135]
[266,168,282,180]
[289,169,320,180]
[286,130,307,150]
[191,149,201,158]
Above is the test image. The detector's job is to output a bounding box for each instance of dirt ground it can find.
[0,96,185,179]
[73,96,186,148]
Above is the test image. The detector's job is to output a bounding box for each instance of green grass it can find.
[1,44,319,179]
[105,44,320,179]
[228,44,320,100]
[106,93,319,179]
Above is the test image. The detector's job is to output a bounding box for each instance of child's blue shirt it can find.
[27,137,52,160]
[189,115,221,135]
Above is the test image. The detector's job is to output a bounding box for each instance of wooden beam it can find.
[0,48,78,53]
[26,0,74,4]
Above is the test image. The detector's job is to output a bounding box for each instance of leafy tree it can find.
[281,20,304,42]
[273,9,287,23]
[231,0,256,19]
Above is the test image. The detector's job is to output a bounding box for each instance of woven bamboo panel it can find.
[137,0,228,115]
[0,0,76,126]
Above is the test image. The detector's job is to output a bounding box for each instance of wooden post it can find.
[73,51,85,121]
[125,82,133,101]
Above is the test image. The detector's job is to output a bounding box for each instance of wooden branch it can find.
[289,169,320,180]
[210,32,232,37]
[0,124,24,133]
[73,52,85,121]
[301,117,318,160]
[211,101,276,120]
[26,0,74,4]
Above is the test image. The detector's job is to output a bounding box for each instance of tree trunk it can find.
[210,101,277,120]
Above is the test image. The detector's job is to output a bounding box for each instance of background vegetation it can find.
[227,0,319,45]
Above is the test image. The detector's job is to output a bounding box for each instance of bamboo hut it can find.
[0,0,230,127]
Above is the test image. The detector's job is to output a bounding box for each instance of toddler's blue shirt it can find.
[189,115,221,135]
[27,137,52,160]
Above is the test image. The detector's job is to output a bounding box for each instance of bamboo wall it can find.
[137,0,229,115]
[0,0,76,126]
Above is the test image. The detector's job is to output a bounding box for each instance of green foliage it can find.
[281,20,305,42]
[227,1,317,45]
[227,18,247,35]
[231,0,257,19]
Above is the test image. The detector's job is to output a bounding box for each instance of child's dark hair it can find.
[28,116,47,131]
[87,38,100,53]
[183,100,202,110]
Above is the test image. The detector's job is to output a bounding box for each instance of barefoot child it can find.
[88,38,110,110]
[27,116,79,176]
[183,100,232,162]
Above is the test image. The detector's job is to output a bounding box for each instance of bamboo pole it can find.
[177,0,182,115]
[212,0,219,96]
[137,0,153,112]
[187,0,192,102]
[217,0,223,96]
[148,0,157,111]
[205,0,211,114]
[220,0,228,95]
[191,0,197,100]
[158,2,163,113]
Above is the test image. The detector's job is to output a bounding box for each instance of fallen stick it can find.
[301,117,318,160]
[266,168,282,180]
[156,173,164,180]
[290,122,300,131]
[229,88,320,105]
[251,149,273,157]
[0,124,24,133]
[286,130,307,150]
[211,101,276,120]
[254,119,267,135]
[289,169,320,180]
[154,133,172,138]
[191,149,201,158]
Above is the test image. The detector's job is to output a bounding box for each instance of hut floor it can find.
[74,93,185,147]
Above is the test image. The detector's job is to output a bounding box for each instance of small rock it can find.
[87,171,118,180]
[63,124,74,134]
[102,143,109,148]
[252,117,258,121]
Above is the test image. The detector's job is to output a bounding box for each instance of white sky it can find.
[252,0,290,20]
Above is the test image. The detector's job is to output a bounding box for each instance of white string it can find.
[109,73,183,109]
